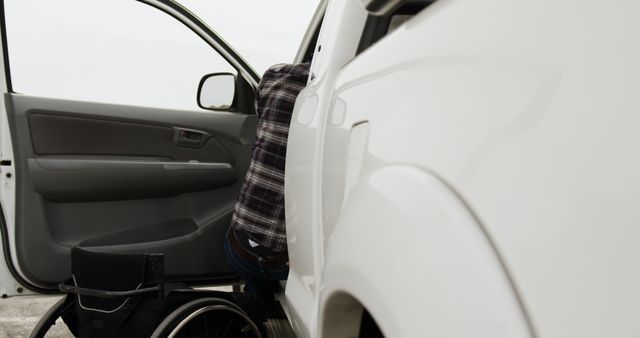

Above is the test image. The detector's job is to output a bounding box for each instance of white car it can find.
[1,0,639,337]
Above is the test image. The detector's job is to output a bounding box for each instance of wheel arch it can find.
[319,164,535,337]
[321,290,384,338]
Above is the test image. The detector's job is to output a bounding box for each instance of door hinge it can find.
[0,160,12,166]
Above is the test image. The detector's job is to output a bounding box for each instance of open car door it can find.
[0,0,260,295]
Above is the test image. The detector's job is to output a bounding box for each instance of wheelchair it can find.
[28,245,286,338]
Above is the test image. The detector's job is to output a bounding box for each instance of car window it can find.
[356,2,434,56]
[5,0,236,112]
[181,0,320,75]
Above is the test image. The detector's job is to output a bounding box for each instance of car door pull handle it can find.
[173,127,210,148]
[180,130,202,143]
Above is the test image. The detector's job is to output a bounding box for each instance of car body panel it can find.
[320,164,530,337]
[283,0,368,335]
[314,0,640,336]
[0,2,22,295]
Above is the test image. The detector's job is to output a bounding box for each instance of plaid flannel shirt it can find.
[230,63,310,253]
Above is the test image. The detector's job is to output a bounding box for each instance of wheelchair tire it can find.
[29,296,76,338]
[151,297,263,338]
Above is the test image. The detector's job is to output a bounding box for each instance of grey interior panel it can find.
[29,113,230,162]
[10,95,257,145]
[5,94,257,287]
[80,218,198,247]
[29,158,236,202]
[44,186,239,247]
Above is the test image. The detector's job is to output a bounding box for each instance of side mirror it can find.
[197,72,236,111]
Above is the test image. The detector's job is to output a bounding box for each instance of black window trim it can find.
[356,0,436,56]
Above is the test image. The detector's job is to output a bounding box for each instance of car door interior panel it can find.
[29,113,230,160]
[28,158,236,202]
[6,94,257,287]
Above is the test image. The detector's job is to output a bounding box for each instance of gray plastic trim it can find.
[11,95,257,145]
[29,158,236,202]
[34,158,231,171]
[28,113,234,164]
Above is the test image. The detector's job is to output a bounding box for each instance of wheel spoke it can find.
[221,317,233,337]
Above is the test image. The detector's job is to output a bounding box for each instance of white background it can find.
[4,0,319,111]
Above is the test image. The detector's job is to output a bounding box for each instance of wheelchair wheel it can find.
[151,297,263,338]
[29,296,76,338]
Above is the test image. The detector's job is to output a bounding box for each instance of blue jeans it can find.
[223,228,289,300]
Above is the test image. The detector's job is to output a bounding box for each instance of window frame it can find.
[0,0,260,106]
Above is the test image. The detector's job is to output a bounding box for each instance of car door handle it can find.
[173,127,210,148]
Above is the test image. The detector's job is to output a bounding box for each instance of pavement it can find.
[0,296,73,338]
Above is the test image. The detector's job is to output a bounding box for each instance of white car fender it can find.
[319,164,533,338]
